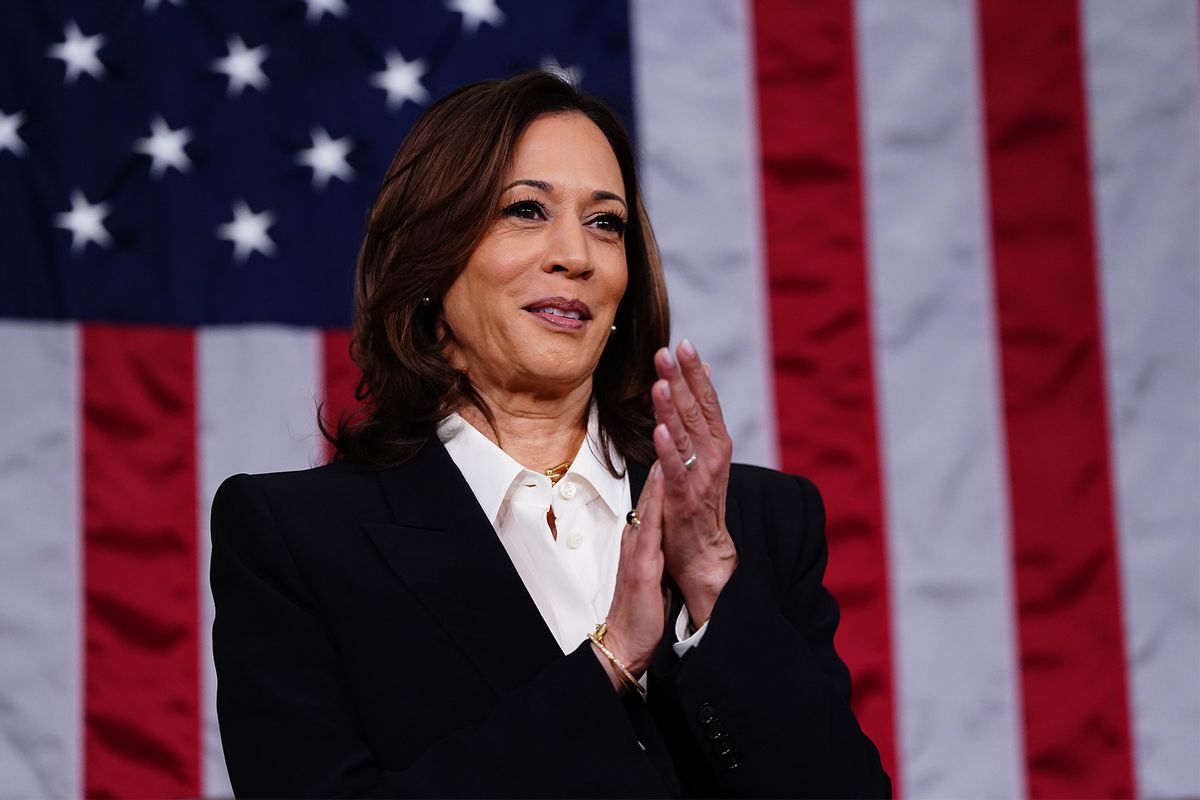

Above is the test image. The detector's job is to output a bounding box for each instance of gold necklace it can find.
[544,460,572,485]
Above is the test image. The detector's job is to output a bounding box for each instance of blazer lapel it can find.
[363,450,746,702]
[628,459,649,506]
[363,439,562,697]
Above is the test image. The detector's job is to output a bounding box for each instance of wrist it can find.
[588,625,646,696]
[591,642,629,694]
[677,551,737,627]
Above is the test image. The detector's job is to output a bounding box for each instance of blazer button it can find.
[715,740,736,757]
[704,721,726,741]
[721,754,741,771]
[697,703,716,724]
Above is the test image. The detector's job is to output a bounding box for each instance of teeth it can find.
[532,307,583,320]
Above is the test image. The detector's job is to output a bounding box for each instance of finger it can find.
[677,339,729,440]
[625,459,662,536]
[653,422,690,490]
[651,379,695,464]
[655,347,709,446]
[634,462,665,555]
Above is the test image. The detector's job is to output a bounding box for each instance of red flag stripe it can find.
[83,324,201,798]
[975,2,1135,796]
[752,0,897,784]
[321,328,358,462]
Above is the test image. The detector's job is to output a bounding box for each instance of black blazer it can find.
[210,438,890,798]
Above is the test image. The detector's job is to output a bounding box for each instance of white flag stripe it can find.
[1081,2,1200,796]
[854,2,1025,797]
[198,326,325,797]
[629,0,778,468]
[0,321,82,800]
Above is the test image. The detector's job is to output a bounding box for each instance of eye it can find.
[590,212,627,237]
[501,198,546,221]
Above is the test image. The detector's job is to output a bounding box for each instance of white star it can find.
[541,57,583,87]
[212,36,270,97]
[55,189,113,254]
[300,0,348,23]
[446,0,503,34]
[217,200,277,262]
[371,51,428,111]
[134,116,193,178]
[296,128,354,190]
[144,0,184,11]
[47,21,106,84]
[0,109,28,157]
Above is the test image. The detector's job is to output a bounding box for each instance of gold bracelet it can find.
[588,623,645,697]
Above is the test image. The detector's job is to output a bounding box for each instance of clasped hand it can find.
[597,340,738,691]
[648,339,738,625]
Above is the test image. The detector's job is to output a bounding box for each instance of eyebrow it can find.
[502,179,627,210]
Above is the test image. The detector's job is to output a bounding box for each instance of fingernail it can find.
[659,380,671,400]
[660,347,675,367]
[651,462,662,480]
[680,338,697,359]
[655,422,669,441]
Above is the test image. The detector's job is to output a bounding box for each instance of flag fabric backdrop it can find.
[1,0,1197,797]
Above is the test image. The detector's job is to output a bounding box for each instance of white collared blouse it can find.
[437,411,706,657]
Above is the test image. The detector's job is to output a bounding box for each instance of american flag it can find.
[1,1,1197,798]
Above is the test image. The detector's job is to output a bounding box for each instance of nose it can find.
[543,216,592,278]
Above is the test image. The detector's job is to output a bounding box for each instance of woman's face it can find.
[441,112,629,397]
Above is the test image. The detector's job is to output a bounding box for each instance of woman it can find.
[211,70,889,798]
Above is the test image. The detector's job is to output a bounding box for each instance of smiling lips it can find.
[524,297,592,330]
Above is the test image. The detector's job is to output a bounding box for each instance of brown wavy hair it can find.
[323,71,670,473]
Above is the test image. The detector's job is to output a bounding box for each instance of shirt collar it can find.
[436,406,626,524]
[565,410,625,518]
[436,413,523,525]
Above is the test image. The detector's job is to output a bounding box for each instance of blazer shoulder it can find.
[216,460,376,503]
[728,462,820,506]
[725,463,827,575]
[213,459,388,537]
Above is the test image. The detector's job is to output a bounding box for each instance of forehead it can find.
[506,113,623,191]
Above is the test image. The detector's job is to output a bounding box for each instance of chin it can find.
[513,354,596,390]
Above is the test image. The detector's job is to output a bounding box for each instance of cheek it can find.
[605,254,630,309]
[449,244,519,308]
[470,238,536,296]
[615,259,630,296]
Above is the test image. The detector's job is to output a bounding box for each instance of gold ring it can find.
[626,509,641,528]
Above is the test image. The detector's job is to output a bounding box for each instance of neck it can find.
[458,380,592,473]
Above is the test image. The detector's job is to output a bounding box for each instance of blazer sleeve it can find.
[210,474,669,799]
[649,475,892,799]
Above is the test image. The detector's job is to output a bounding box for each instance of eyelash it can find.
[502,198,546,221]
[500,198,628,237]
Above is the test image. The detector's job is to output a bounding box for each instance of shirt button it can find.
[557,480,577,499]
[566,531,584,549]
